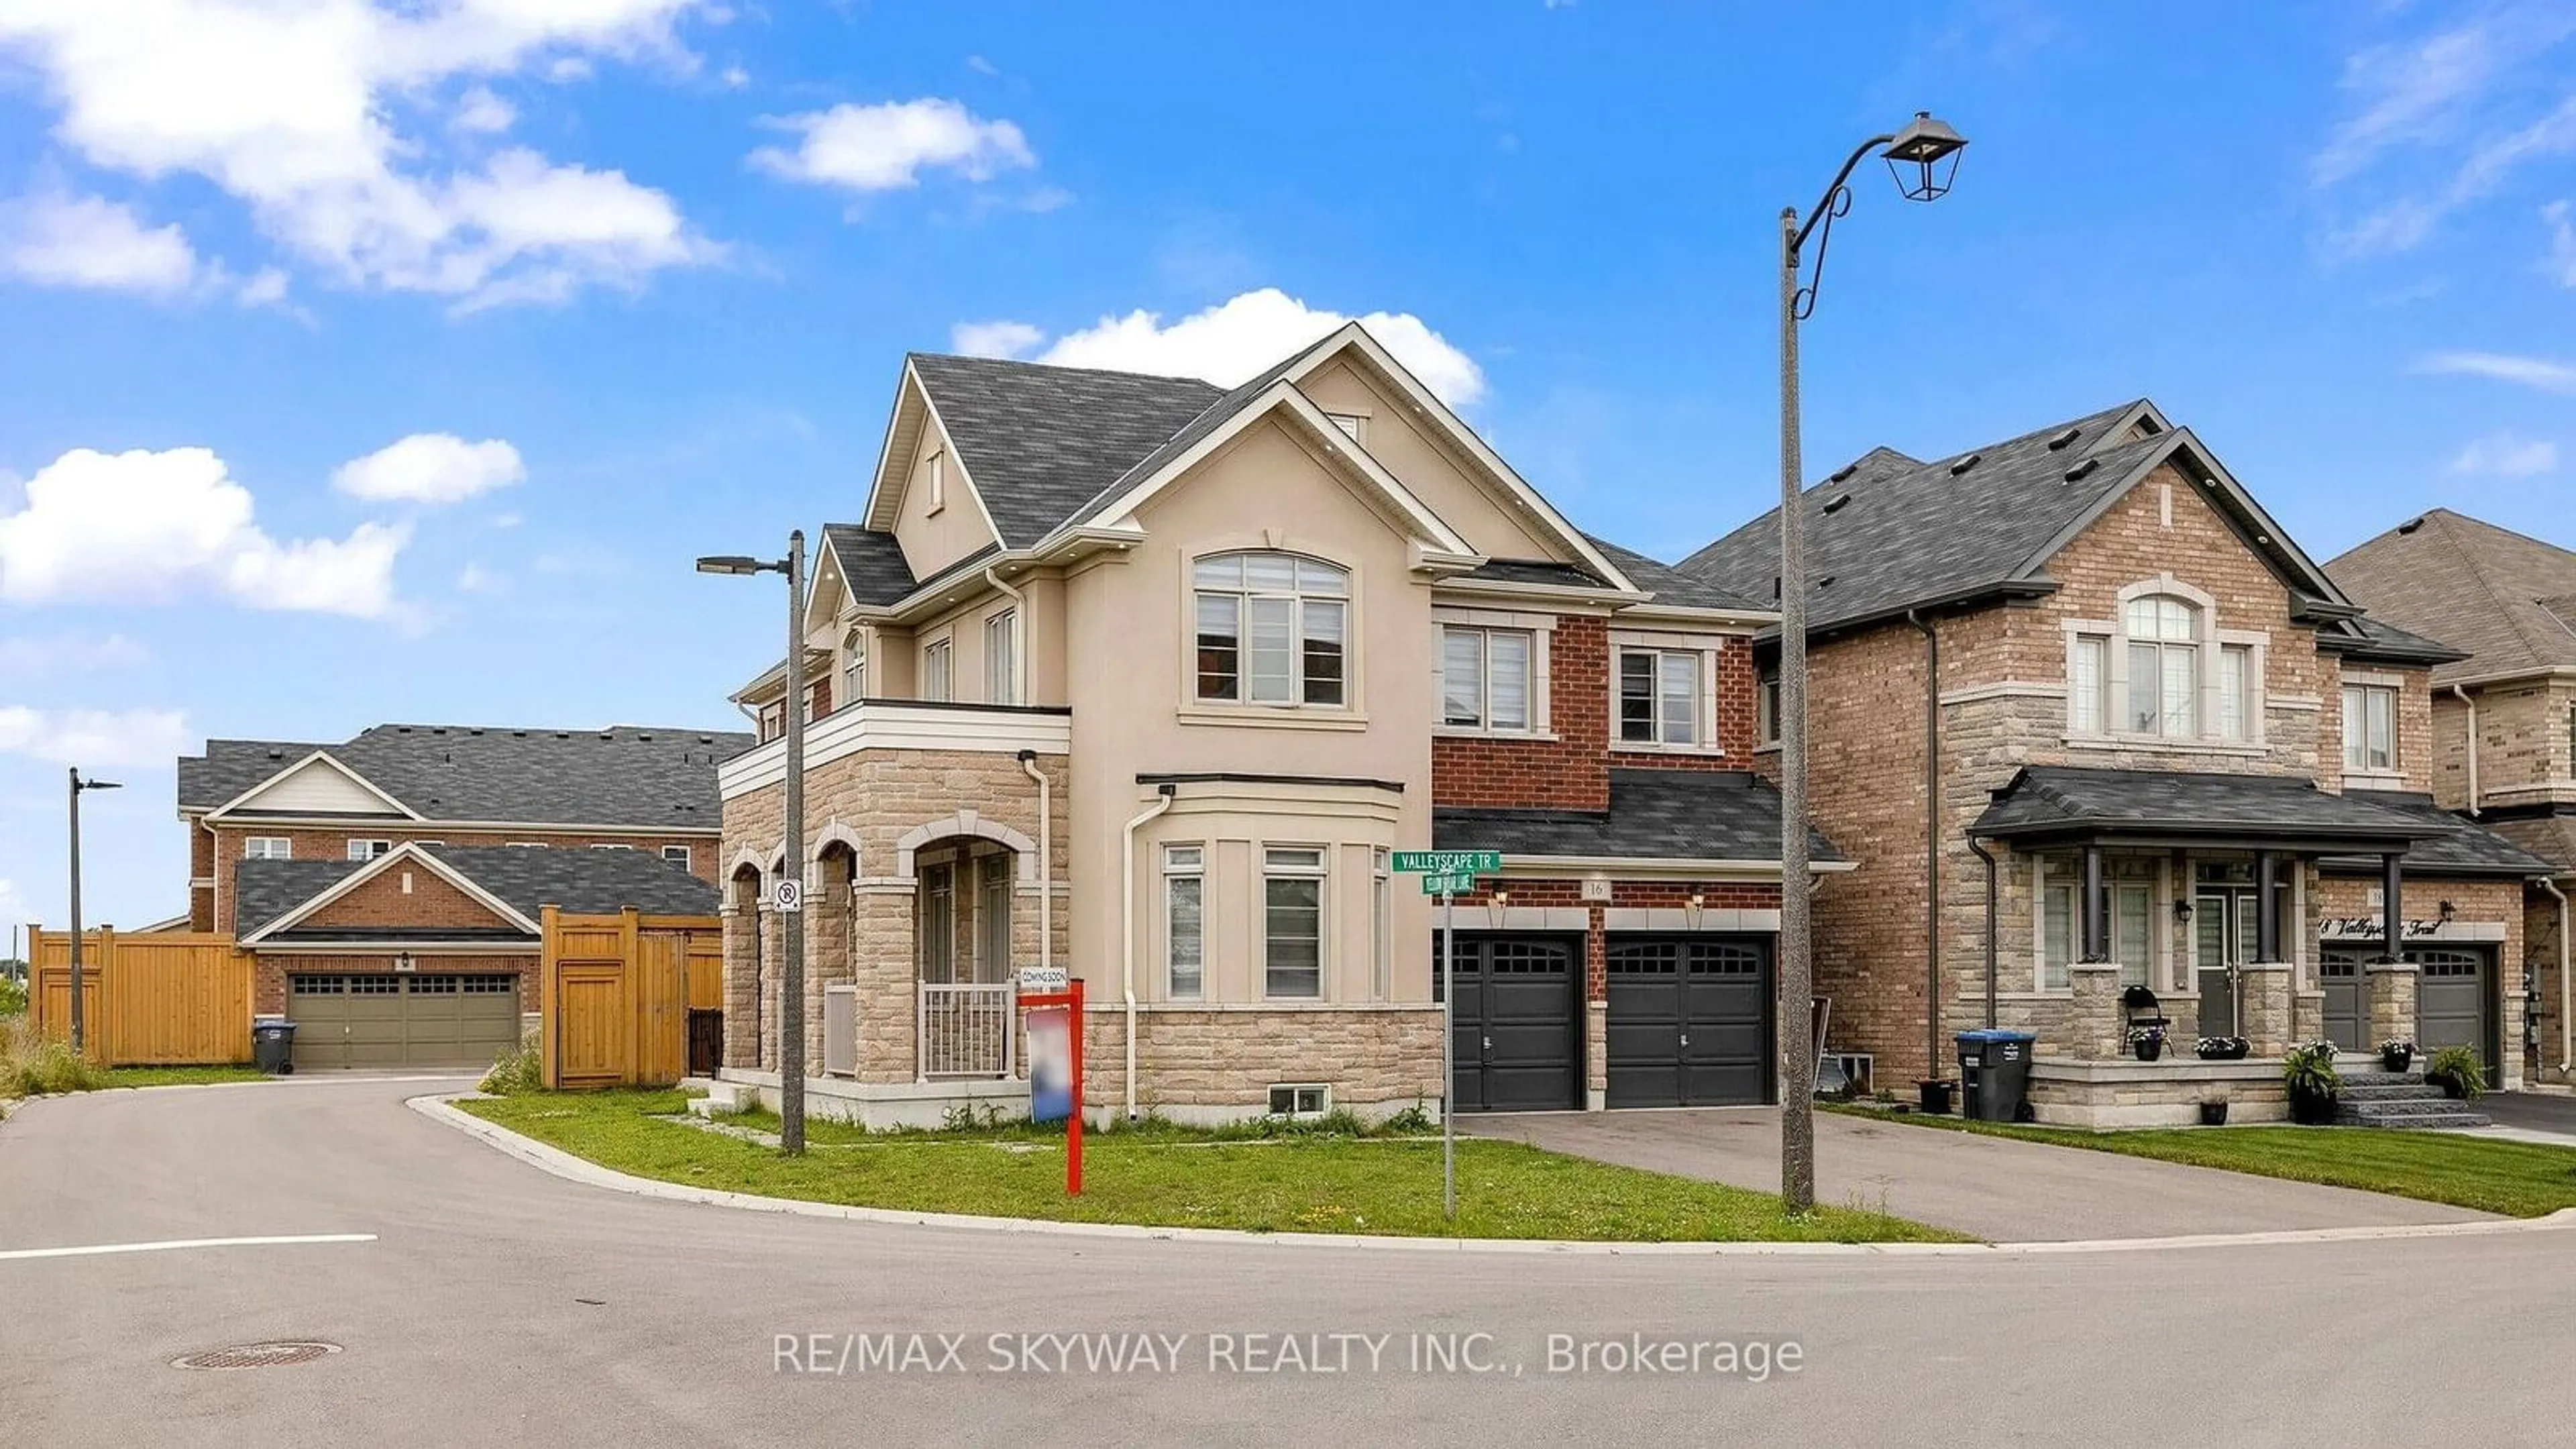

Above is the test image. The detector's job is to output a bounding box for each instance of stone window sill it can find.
[1434,727,1560,743]
[1609,742,1727,759]
[2061,733,2267,758]
[1176,705,1368,733]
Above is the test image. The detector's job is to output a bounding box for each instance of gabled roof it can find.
[235,844,719,942]
[180,724,750,828]
[1582,534,1768,613]
[1679,400,2351,639]
[2316,793,2558,878]
[2318,612,2469,669]
[1434,769,1845,864]
[1971,766,2440,851]
[899,354,1224,548]
[2328,508,2576,684]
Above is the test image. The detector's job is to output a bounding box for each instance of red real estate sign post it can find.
[1022,976,1084,1195]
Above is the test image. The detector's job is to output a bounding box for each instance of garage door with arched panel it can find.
[1436,934,1581,1113]
[1605,935,1774,1108]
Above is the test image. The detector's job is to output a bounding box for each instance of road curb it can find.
[411,1093,2576,1257]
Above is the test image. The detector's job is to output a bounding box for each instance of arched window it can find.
[2122,594,2200,735]
[1191,551,1349,707]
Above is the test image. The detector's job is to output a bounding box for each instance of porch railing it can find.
[918,982,1016,1079]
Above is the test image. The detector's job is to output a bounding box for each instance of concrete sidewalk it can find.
[1464,1108,2495,1241]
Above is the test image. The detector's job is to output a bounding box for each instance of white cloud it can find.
[0,633,151,675]
[456,561,504,594]
[2416,350,2576,396]
[2447,432,2559,477]
[718,64,749,89]
[331,433,524,504]
[453,85,515,135]
[0,190,201,294]
[0,706,193,767]
[0,0,722,311]
[0,445,405,617]
[2547,201,2576,286]
[751,98,1034,193]
[950,319,1044,359]
[0,876,36,930]
[1027,288,1488,406]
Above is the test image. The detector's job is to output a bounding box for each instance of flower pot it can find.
[2198,1101,2229,1126]
[2288,1088,2339,1126]
[2132,1038,2165,1063]
[1917,1079,1955,1115]
[2429,1073,2465,1100]
[2381,1047,2414,1073]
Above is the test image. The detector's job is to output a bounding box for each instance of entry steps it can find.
[2331,1063,2491,1129]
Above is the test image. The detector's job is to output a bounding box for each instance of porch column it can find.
[2081,844,2107,963]
[2254,851,2279,963]
[2379,853,2404,963]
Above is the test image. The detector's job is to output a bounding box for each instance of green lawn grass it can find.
[1827,1104,2576,1218]
[463,1090,1966,1244]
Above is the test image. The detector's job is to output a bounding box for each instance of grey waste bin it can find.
[1956,1029,2035,1122]
[253,1018,297,1075]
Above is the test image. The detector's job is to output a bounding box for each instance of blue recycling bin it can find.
[1955,1029,2035,1122]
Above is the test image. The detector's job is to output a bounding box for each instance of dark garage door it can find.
[1436,934,1580,1112]
[2414,947,2491,1077]
[287,973,521,1070]
[1605,935,1773,1108]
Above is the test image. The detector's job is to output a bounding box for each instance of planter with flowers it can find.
[2194,1036,2250,1061]
[2379,1039,2416,1073]
[2282,1040,2342,1125]
[2127,1025,2167,1062]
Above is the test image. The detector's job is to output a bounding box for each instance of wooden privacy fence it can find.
[25,928,255,1065]
[539,906,722,1089]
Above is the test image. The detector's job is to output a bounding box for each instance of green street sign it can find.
[1393,850,1503,875]
[1419,871,1477,896]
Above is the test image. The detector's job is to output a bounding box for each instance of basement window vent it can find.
[2063,457,2101,483]
[1820,492,1853,514]
[1267,1083,1331,1118]
[1948,453,1982,476]
[2045,426,2082,451]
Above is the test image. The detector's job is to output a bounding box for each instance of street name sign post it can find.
[1391,849,1502,1220]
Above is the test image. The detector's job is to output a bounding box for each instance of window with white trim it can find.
[661,845,692,866]
[1441,626,1532,731]
[2070,635,2108,735]
[925,451,947,514]
[983,610,1016,705]
[1617,649,1701,746]
[2343,682,2398,773]
[2037,857,2155,990]
[922,639,954,702]
[2122,594,2200,735]
[757,699,786,742]
[1263,847,1326,998]
[1758,667,1781,745]
[973,853,1012,979]
[1193,552,1348,708]
[1164,845,1204,1000]
[843,652,866,706]
[919,861,955,983]
[345,839,392,861]
[244,837,292,861]
[2218,644,2253,741]
[1371,847,1392,1000]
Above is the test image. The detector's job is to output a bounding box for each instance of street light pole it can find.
[1776,111,1966,1215]
[66,767,123,1057]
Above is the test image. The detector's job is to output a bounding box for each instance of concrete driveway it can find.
[2476,1092,2576,1143]
[1464,1108,2496,1240]
[4,1077,2570,1449]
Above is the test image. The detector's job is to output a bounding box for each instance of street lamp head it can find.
[695,555,769,576]
[75,775,121,792]
[1883,111,1967,202]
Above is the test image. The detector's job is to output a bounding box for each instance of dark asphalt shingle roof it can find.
[1678,400,2168,635]
[180,724,749,828]
[237,845,718,940]
[1457,557,1606,589]
[1971,766,2441,846]
[2328,508,2576,684]
[1434,769,1843,863]
[1583,533,1767,612]
[907,352,1224,547]
[1055,345,1322,533]
[2321,612,2470,667]
[820,523,920,607]
[2318,794,2559,877]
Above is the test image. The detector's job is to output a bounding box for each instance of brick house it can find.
[1678,400,2552,1124]
[176,724,741,1069]
[2328,509,2576,1087]
[714,323,1827,1126]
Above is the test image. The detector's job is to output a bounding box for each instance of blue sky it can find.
[2,0,2572,936]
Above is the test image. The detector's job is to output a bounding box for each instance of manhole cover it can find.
[173,1341,343,1371]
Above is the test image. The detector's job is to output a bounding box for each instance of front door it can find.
[2194,890,2259,1039]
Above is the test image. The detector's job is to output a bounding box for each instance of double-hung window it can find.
[1263,847,1327,998]
[661,845,692,866]
[2039,859,2155,989]
[1441,626,1532,731]
[244,837,292,861]
[2343,683,2397,773]
[1757,668,1782,745]
[345,839,392,861]
[922,639,954,702]
[2123,595,2200,736]
[973,854,1012,980]
[2070,635,2108,735]
[1165,845,1204,1000]
[1617,649,1701,746]
[1193,553,1349,708]
[918,862,955,983]
[983,610,1016,705]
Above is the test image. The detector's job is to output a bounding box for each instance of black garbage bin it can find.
[1956,1029,2035,1121]
[253,1018,297,1075]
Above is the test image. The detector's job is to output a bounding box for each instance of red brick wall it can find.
[251,952,535,1014]
[207,824,715,932]
[1433,619,1764,808]
[299,865,515,931]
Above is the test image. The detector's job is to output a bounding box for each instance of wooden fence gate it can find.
[25,928,255,1065]
[538,906,722,1089]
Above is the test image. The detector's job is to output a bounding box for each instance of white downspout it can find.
[2451,685,2479,813]
[2541,875,2571,1077]
[983,566,1028,704]
[1121,786,1176,1122]
[1017,752,1051,975]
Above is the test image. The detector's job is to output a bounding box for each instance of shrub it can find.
[2281,1040,2341,1099]
[0,976,25,1017]
[1377,1102,1436,1136]
[0,1017,108,1097]
[2425,1044,2487,1101]
[476,1031,545,1095]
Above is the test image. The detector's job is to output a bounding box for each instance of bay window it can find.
[1193,553,1348,708]
[983,610,1016,705]
[922,639,953,702]
[1165,845,1204,1000]
[1442,626,1532,731]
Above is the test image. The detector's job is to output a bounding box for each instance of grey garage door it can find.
[287,973,521,1070]
[1605,935,1774,1108]
[2320,951,2364,1052]
[2413,947,2491,1078]
[1436,934,1580,1112]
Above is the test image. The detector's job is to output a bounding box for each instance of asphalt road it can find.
[4,1077,2573,1449]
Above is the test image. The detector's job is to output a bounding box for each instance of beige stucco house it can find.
[714,325,1821,1126]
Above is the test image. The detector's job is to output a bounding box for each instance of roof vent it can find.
[2063,457,2101,483]
[1948,453,1982,476]
[2397,516,2426,535]
[1827,461,1860,484]
[2045,426,2081,451]
[1815,574,1836,590]
[1821,493,1852,515]
[266,749,284,760]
